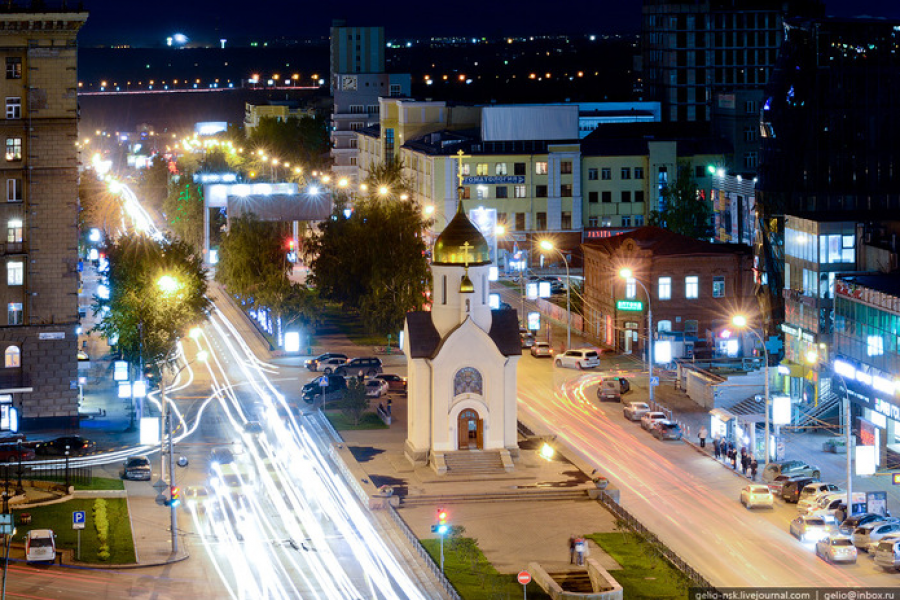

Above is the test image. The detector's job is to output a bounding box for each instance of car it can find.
[121,455,152,481]
[304,353,348,372]
[651,420,683,441]
[242,421,263,434]
[530,342,553,358]
[554,349,601,370]
[797,483,843,514]
[24,529,56,563]
[35,435,95,456]
[767,475,805,498]
[77,349,90,361]
[623,402,651,421]
[873,536,900,569]
[335,357,383,377]
[762,460,821,483]
[853,521,900,551]
[183,485,210,514]
[790,515,834,542]
[520,332,536,348]
[597,378,629,402]
[310,356,347,374]
[740,485,774,509]
[866,532,900,555]
[375,374,408,393]
[365,379,390,398]
[781,477,819,503]
[209,447,235,467]
[815,536,858,563]
[806,494,848,523]
[0,443,34,463]
[640,411,668,431]
[840,513,893,535]
[302,375,348,404]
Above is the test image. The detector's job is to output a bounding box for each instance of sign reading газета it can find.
[616,300,644,311]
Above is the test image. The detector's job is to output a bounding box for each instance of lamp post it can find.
[539,241,571,351]
[833,372,854,518]
[732,315,770,466]
[620,269,653,406]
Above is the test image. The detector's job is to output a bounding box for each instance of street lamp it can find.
[620,268,654,406]
[832,372,855,518]
[539,240,571,350]
[732,315,770,466]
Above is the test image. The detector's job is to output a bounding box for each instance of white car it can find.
[530,342,553,358]
[867,532,900,555]
[640,411,668,431]
[623,402,651,421]
[853,521,900,551]
[796,483,843,513]
[365,379,390,398]
[25,529,56,563]
[740,485,774,509]
[873,536,900,568]
[815,536,858,563]
[313,357,348,374]
[790,516,834,542]
[554,349,601,370]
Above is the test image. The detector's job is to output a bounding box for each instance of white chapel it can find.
[403,201,521,474]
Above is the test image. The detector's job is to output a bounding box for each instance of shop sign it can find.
[874,397,900,421]
[780,323,814,342]
[616,300,643,312]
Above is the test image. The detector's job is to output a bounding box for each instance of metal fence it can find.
[2,462,93,487]
[384,504,461,600]
[595,490,716,590]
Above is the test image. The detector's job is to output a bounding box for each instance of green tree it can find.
[246,115,329,176]
[648,162,712,239]
[79,174,124,238]
[338,377,369,425]
[137,155,171,215]
[93,233,209,368]
[163,181,205,251]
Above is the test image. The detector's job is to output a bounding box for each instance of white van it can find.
[873,537,900,569]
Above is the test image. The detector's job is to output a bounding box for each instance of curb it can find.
[6,547,189,570]
[683,438,758,482]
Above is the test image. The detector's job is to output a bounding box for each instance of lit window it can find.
[713,276,725,298]
[7,219,22,243]
[495,163,507,175]
[535,162,548,175]
[658,276,671,300]
[5,137,21,162]
[3,346,19,368]
[867,335,883,356]
[7,302,22,325]
[514,185,526,198]
[625,277,636,299]
[6,178,21,202]
[6,260,22,286]
[685,276,699,299]
[476,163,489,176]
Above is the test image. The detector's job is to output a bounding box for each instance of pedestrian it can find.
[713,437,721,459]
[574,537,586,566]
[741,452,749,476]
[750,455,758,481]
[730,448,737,470]
[387,397,392,416]
[568,535,576,564]
[698,426,708,448]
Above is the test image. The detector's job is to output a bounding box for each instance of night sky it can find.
[76,0,900,47]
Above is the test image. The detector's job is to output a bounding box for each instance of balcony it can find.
[2,242,26,255]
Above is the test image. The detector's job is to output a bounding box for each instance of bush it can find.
[92,499,111,560]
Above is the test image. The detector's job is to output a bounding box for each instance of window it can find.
[6,179,21,203]
[476,163,489,176]
[495,162,508,175]
[744,125,757,142]
[621,216,631,227]
[657,320,672,332]
[621,191,631,203]
[536,212,547,230]
[535,185,548,198]
[6,261,22,286]
[514,162,526,175]
[7,219,22,243]
[561,183,573,197]
[601,168,611,180]
[349,122,364,131]
[515,213,526,230]
[7,303,21,326]
[348,138,357,149]
[634,215,644,226]
[659,276,672,300]
[476,186,487,200]
[459,187,471,199]
[634,167,644,179]
[496,186,508,199]
[602,218,612,227]
[588,216,599,227]
[867,335,884,356]
[601,191,612,203]
[745,100,758,114]
[685,275,699,299]
[560,161,573,174]
[5,138,21,162]
[588,168,598,181]
[3,346,19,368]
[514,185,526,198]
[535,162,548,175]
[589,191,598,203]
[621,167,631,180]
[5,58,21,80]
[625,277,636,299]
[634,190,645,203]
[349,104,365,114]
[461,163,471,176]
[712,276,725,298]
[5,98,20,120]
[389,84,401,97]
[561,212,572,229]
[743,152,758,169]
[685,319,699,334]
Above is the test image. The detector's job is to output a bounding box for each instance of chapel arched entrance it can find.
[457,409,483,450]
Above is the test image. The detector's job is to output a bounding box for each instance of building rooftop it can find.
[583,226,751,257]
[837,272,900,298]
[581,122,731,157]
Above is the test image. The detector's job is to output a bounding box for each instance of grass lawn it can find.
[76,477,125,491]
[589,532,691,599]
[14,498,136,564]
[421,537,551,600]
[324,410,389,431]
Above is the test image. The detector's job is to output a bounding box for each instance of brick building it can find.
[583,227,757,359]
[0,8,87,432]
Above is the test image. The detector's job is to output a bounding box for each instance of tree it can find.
[79,173,124,238]
[162,181,205,251]
[93,233,209,369]
[338,378,369,426]
[137,155,171,216]
[648,162,712,240]
[247,115,329,171]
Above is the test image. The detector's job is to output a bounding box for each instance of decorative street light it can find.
[539,240,571,350]
[732,314,771,466]
[620,268,654,406]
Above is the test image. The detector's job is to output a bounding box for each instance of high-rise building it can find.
[0,7,87,432]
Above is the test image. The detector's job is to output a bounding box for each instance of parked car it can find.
[365,379,390,398]
[121,455,152,481]
[790,516,834,542]
[640,411,668,431]
[840,513,893,535]
[866,532,900,555]
[873,536,900,569]
[597,378,629,402]
[311,357,347,374]
[762,460,821,483]
[335,357,383,377]
[374,374,407,393]
[304,353,348,372]
[853,521,900,551]
[35,435,95,456]
[815,536,858,564]
[806,494,848,523]
[740,485,774,509]
[0,443,34,463]
[24,529,56,563]
[302,375,348,404]
[554,349,600,370]
[530,342,553,358]
[767,475,804,498]
[781,477,818,503]
[797,483,843,514]
[651,420,683,441]
[623,402,651,421]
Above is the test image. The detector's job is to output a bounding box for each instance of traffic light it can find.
[431,507,449,535]
[169,486,181,508]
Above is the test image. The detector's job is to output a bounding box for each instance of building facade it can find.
[0,9,87,432]
[243,101,315,137]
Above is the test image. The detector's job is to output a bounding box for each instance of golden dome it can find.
[432,201,491,266]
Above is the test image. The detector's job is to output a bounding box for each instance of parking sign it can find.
[73,510,86,530]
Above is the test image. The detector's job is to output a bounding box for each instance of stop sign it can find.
[517,571,531,585]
